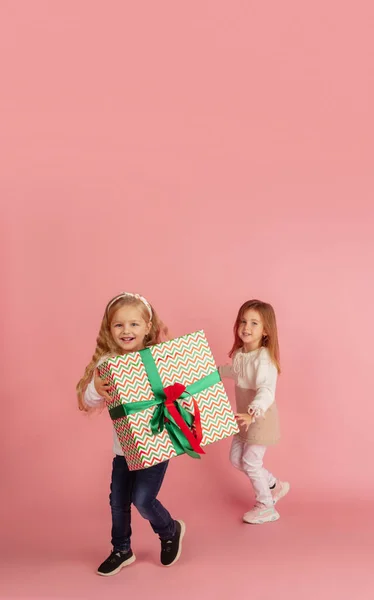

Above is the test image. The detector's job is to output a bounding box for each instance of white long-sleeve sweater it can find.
[219,347,277,418]
[219,347,280,445]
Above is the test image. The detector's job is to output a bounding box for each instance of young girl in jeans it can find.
[77,293,185,575]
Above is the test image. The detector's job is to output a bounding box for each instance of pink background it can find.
[1,1,373,598]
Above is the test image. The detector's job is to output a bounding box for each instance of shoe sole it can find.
[163,520,186,567]
[96,553,136,577]
[273,482,290,505]
[243,511,280,525]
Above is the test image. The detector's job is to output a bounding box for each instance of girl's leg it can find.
[229,435,245,471]
[132,460,185,566]
[263,466,277,488]
[109,455,134,552]
[241,444,274,508]
[97,455,136,576]
[262,465,291,504]
[132,460,175,539]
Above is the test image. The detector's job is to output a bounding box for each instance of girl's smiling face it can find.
[238,308,266,351]
[110,304,151,353]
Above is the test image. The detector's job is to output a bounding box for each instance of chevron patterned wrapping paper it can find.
[98,330,239,470]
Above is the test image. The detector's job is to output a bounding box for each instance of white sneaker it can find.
[243,503,280,524]
[271,480,290,505]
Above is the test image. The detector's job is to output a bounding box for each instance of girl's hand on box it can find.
[94,369,111,400]
[235,413,254,431]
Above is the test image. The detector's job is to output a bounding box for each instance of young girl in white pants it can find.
[220,299,290,524]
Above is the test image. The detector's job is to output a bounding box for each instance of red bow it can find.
[163,383,205,455]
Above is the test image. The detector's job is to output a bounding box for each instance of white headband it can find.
[106,293,153,320]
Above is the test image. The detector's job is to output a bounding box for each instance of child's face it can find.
[238,309,266,351]
[110,304,151,353]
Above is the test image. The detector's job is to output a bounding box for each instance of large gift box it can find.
[98,330,239,470]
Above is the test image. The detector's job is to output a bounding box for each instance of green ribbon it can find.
[109,348,220,458]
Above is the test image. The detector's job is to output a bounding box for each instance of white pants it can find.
[230,436,277,507]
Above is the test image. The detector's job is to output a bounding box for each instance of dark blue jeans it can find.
[110,455,176,552]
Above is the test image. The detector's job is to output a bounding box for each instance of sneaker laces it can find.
[161,539,173,553]
[253,502,268,510]
[110,550,125,562]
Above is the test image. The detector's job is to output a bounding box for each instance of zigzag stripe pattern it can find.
[99,331,238,470]
[152,331,216,387]
[100,353,152,405]
[195,384,238,444]
[114,416,144,470]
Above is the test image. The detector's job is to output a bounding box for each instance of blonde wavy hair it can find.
[77,294,169,411]
[229,299,281,373]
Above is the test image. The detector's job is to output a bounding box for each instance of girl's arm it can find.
[248,351,278,419]
[84,361,111,408]
[84,372,105,408]
[218,364,235,379]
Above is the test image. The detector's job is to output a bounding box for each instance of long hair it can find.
[76,294,169,411]
[228,299,281,373]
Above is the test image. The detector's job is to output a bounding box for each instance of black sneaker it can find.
[97,549,136,576]
[160,520,185,567]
